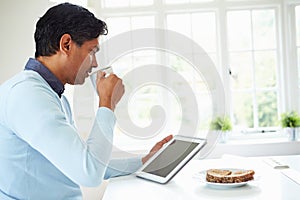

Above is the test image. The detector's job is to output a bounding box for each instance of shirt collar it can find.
[24,58,65,98]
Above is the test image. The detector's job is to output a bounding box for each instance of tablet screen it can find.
[142,139,199,177]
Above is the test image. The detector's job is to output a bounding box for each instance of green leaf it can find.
[210,116,232,131]
[280,111,300,128]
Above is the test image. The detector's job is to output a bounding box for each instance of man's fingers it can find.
[161,135,173,144]
[164,135,173,142]
[96,70,106,81]
[142,135,173,164]
[157,134,173,146]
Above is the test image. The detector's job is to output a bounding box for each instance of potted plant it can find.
[280,111,300,141]
[210,116,232,143]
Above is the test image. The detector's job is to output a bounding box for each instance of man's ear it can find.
[59,34,72,55]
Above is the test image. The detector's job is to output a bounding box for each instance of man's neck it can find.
[37,55,67,85]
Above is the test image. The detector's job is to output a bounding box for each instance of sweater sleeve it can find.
[104,157,143,179]
[5,80,115,187]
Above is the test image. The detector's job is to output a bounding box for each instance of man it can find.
[0,3,172,200]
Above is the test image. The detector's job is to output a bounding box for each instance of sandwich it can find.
[206,169,255,183]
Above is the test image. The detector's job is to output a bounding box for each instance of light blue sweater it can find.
[0,70,142,199]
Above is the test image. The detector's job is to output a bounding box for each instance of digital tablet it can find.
[135,135,206,184]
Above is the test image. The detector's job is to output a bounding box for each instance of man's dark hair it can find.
[34,3,107,58]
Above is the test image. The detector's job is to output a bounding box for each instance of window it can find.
[67,0,300,151]
[227,9,279,130]
[95,4,219,151]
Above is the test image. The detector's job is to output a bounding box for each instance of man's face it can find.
[68,38,99,85]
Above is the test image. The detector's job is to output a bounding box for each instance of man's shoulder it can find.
[0,71,57,100]
[2,71,48,90]
[15,70,45,84]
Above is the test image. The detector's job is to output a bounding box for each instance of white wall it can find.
[0,0,51,84]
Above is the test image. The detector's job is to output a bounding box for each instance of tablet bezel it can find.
[135,135,206,184]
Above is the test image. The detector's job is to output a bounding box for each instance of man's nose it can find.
[91,54,98,68]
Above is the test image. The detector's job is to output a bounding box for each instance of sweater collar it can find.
[24,58,65,98]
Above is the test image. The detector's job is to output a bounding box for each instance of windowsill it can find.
[225,138,291,144]
[111,133,300,159]
[207,140,300,159]
[225,136,295,145]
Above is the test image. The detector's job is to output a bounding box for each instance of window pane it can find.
[207,53,219,71]
[298,48,300,86]
[257,91,278,127]
[227,10,252,51]
[110,53,133,76]
[132,50,157,68]
[167,14,192,39]
[105,17,131,39]
[252,9,276,50]
[102,0,129,7]
[130,0,153,6]
[229,52,253,89]
[296,6,300,46]
[296,7,300,86]
[254,51,277,88]
[167,53,213,131]
[131,16,155,29]
[105,16,155,43]
[232,92,254,128]
[191,12,216,52]
[127,85,174,127]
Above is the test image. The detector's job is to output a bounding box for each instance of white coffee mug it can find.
[90,66,113,89]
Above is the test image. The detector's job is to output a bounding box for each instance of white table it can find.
[102,155,300,200]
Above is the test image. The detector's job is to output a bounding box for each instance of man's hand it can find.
[142,135,173,164]
[96,71,125,111]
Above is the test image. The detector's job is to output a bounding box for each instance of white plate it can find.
[205,180,248,189]
[195,168,254,189]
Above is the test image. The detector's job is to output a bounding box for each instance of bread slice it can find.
[206,169,255,183]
